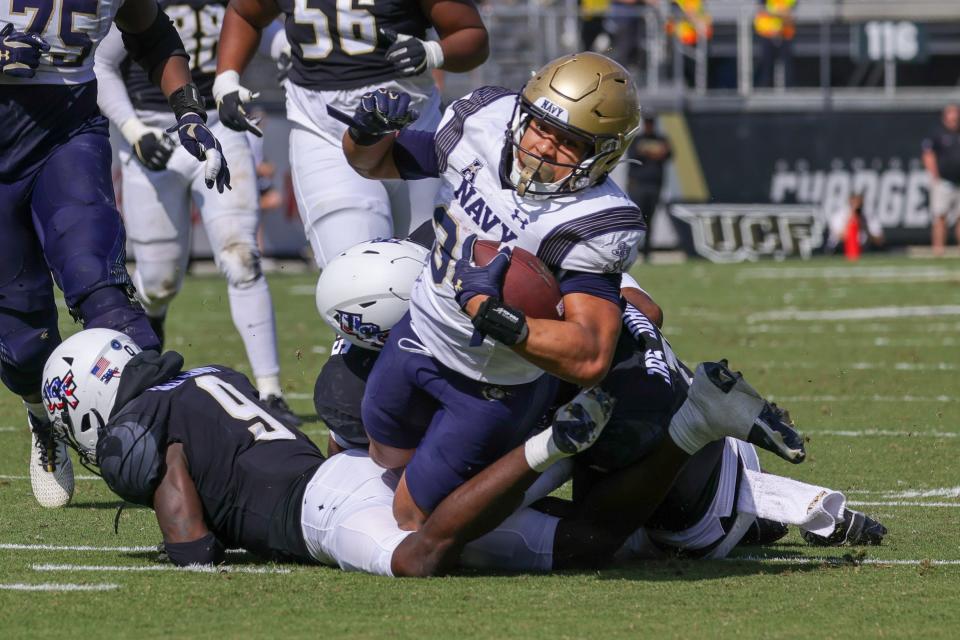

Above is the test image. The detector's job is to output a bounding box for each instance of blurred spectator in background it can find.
[922,104,960,257]
[609,0,659,75]
[825,192,884,260]
[581,0,612,52]
[627,109,673,259]
[667,0,711,48]
[754,0,796,88]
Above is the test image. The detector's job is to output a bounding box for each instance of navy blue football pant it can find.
[362,313,558,512]
[0,129,158,397]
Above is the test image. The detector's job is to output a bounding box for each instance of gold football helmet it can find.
[507,52,641,197]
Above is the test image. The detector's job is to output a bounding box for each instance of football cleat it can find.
[28,414,74,508]
[801,509,887,546]
[739,518,790,546]
[265,395,302,428]
[747,401,806,464]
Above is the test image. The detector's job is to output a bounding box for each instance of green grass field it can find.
[1,255,959,638]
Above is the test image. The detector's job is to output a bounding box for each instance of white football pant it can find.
[119,116,281,384]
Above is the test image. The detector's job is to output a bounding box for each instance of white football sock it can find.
[228,276,281,385]
[668,363,767,455]
[738,470,847,538]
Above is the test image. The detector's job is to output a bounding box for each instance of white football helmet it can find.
[316,239,429,350]
[41,329,142,463]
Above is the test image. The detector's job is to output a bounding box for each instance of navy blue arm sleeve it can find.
[558,271,623,307]
[392,128,440,180]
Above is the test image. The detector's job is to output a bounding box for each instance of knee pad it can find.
[218,242,263,289]
[75,286,160,352]
[132,263,182,310]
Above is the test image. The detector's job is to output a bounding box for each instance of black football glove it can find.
[381,28,444,77]
[212,71,263,137]
[166,113,231,192]
[347,88,418,145]
[0,22,49,78]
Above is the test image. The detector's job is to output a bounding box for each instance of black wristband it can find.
[347,127,387,146]
[164,531,224,566]
[169,83,206,122]
[471,298,529,346]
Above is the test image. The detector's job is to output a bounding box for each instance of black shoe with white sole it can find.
[802,509,887,546]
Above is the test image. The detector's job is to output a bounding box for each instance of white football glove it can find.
[213,70,263,137]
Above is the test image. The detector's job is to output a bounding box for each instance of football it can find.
[473,240,564,320]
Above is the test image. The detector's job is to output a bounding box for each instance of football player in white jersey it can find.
[94,5,299,426]
[0,0,229,507]
[212,0,489,267]
[341,52,657,529]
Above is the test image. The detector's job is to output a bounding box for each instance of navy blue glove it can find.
[348,88,418,145]
[452,234,512,309]
[0,23,49,78]
[166,113,231,193]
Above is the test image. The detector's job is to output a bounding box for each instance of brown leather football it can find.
[473,240,564,321]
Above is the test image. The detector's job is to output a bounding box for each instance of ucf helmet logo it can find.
[334,310,389,347]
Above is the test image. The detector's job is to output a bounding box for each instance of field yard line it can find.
[0,543,250,553]
[0,582,119,591]
[848,500,960,508]
[0,426,17,432]
[769,394,953,403]
[751,361,958,372]
[747,305,960,323]
[804,429,958,438]
[736,266,960,281]
[0,475,100,481]
[285,392,311,400]
[728,556,960,566]
[846,487,960,498]
[32,563,291,574]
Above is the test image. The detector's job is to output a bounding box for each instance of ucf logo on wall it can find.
[670,203,824,263]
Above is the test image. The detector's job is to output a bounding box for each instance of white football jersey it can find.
[0,0,125,85]
[409,87,646,385]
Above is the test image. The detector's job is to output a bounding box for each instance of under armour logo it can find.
[0,51,9,61]
[510,210,529,230]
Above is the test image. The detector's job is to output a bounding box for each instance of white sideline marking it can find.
[748,305,960,323]
[752,361,958,372]
[736,266,960,282]
[728,556,960,566]
[847,487,960,498]
[0,582,119,592]
[288,285,316,296]
[848,501,960,508]
[0,426,17,432]
[769,394,953,403]
[805,429,958,438]
[0,543,249,553]
[33,563,291,575]
[285,392,311,401]
[0,475,100,481]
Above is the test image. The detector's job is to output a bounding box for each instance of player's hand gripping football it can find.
[452,234,512,310]
[213,71,263,137]
[166,114,232,193]
[0,23,50,78]
[380,28,444,77]
[347,88,418,145]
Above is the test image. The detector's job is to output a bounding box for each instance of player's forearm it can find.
[155,56,195,97]
[512,318,615,388]
[391,447,537,577]
[438,26,489,72]
[342,134,401,179]
[218,2,275,75]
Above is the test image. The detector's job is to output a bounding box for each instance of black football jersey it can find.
[102,365,324,562]
[121,0,225,110]
[276,0,430,90]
